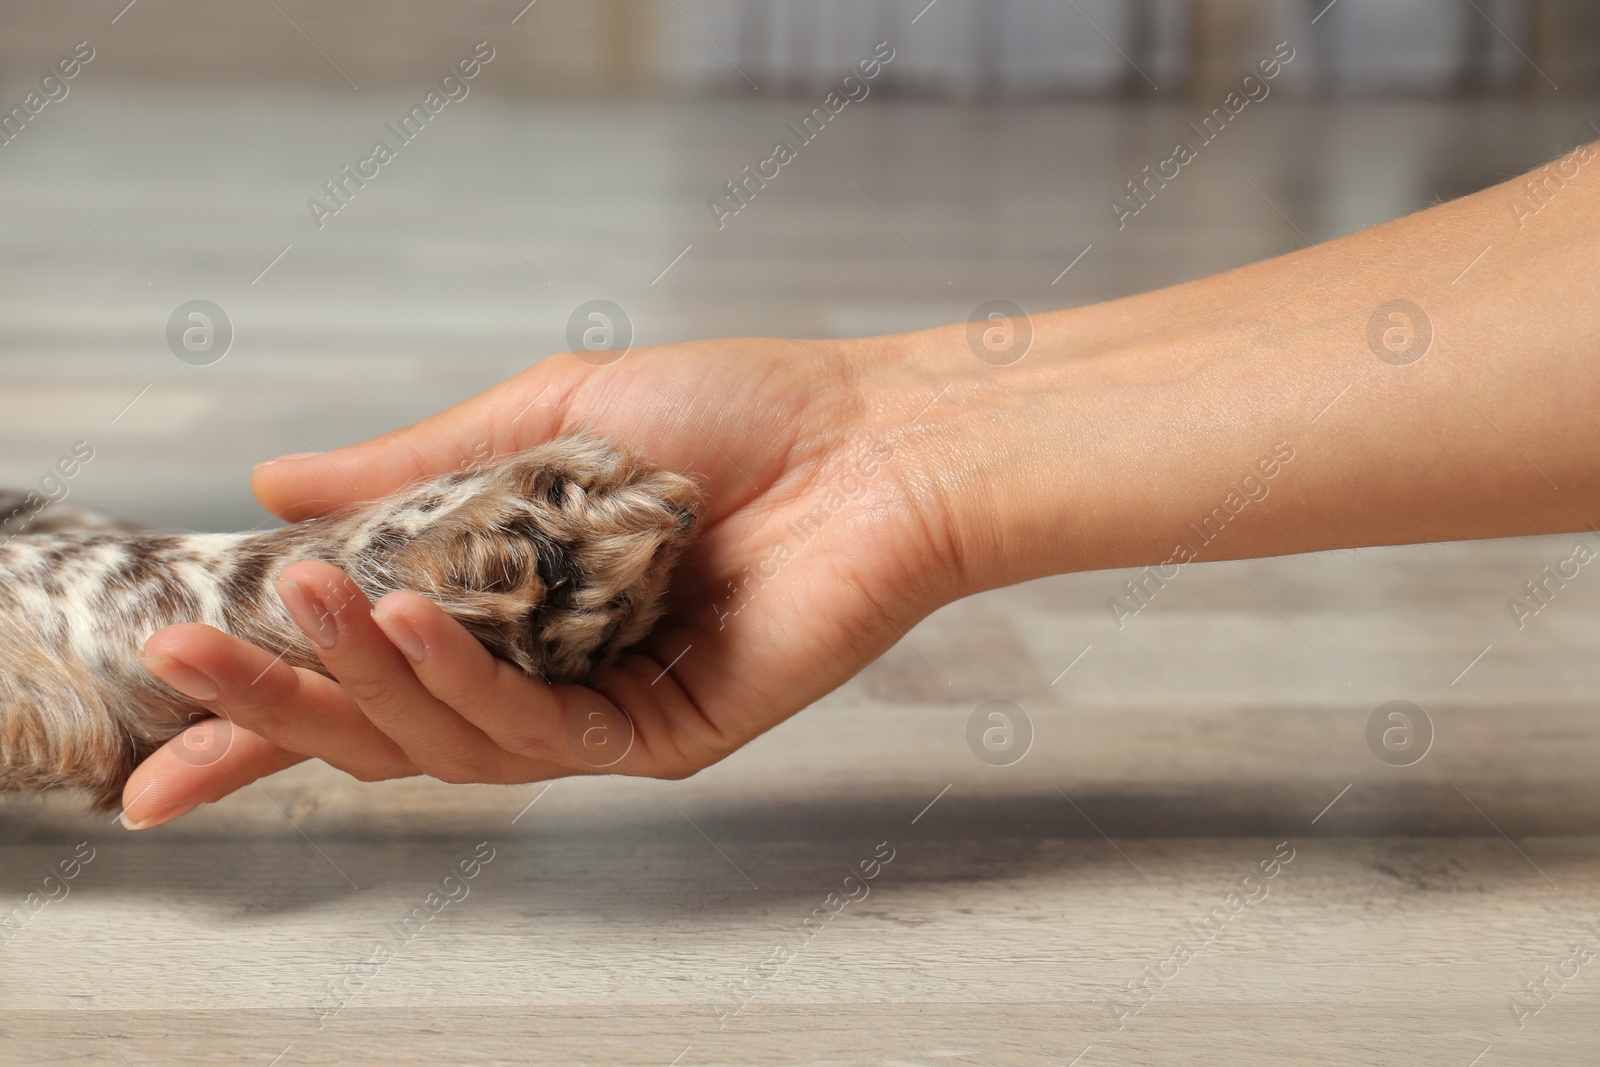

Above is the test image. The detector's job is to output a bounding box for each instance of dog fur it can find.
[0,435,699,808]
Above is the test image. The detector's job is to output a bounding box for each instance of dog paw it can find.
[308,434,702,682]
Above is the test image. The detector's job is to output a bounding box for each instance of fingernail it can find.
[121,801,197,831]
[277,578,340,650]
[140,654,220,702]
[373,611,428,663]
[256,451,318,468]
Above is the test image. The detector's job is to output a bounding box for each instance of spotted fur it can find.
[0,435,700,808]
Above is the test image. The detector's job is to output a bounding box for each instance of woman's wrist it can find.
[846,318,1123,601]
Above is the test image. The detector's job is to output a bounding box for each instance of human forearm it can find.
[887,142,1600,596]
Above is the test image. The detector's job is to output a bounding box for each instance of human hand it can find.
[123,332,993,826]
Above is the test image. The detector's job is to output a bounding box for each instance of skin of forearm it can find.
[869,142,1600,599]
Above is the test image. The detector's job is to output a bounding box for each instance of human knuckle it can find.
[665,719,736,774]
[224,700,283,737]
[430,681,489,717]
[500,726,554,762]
[695,730,740,766]
[340,673,398,707]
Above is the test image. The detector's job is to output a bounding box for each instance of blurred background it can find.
[0,0,1595,528]
[4,3,1600,1065]
[5,0,1599,96]
[0,0,1594,529]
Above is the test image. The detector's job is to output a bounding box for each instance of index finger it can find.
[121,721,305,829]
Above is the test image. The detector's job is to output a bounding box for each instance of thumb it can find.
[251,367,569,521]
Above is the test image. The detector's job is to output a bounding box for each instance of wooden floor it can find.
[3,86,1600,1065]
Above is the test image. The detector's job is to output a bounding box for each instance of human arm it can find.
[123,143,1600,827]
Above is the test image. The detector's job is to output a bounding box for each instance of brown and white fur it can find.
[0,435,699,808]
